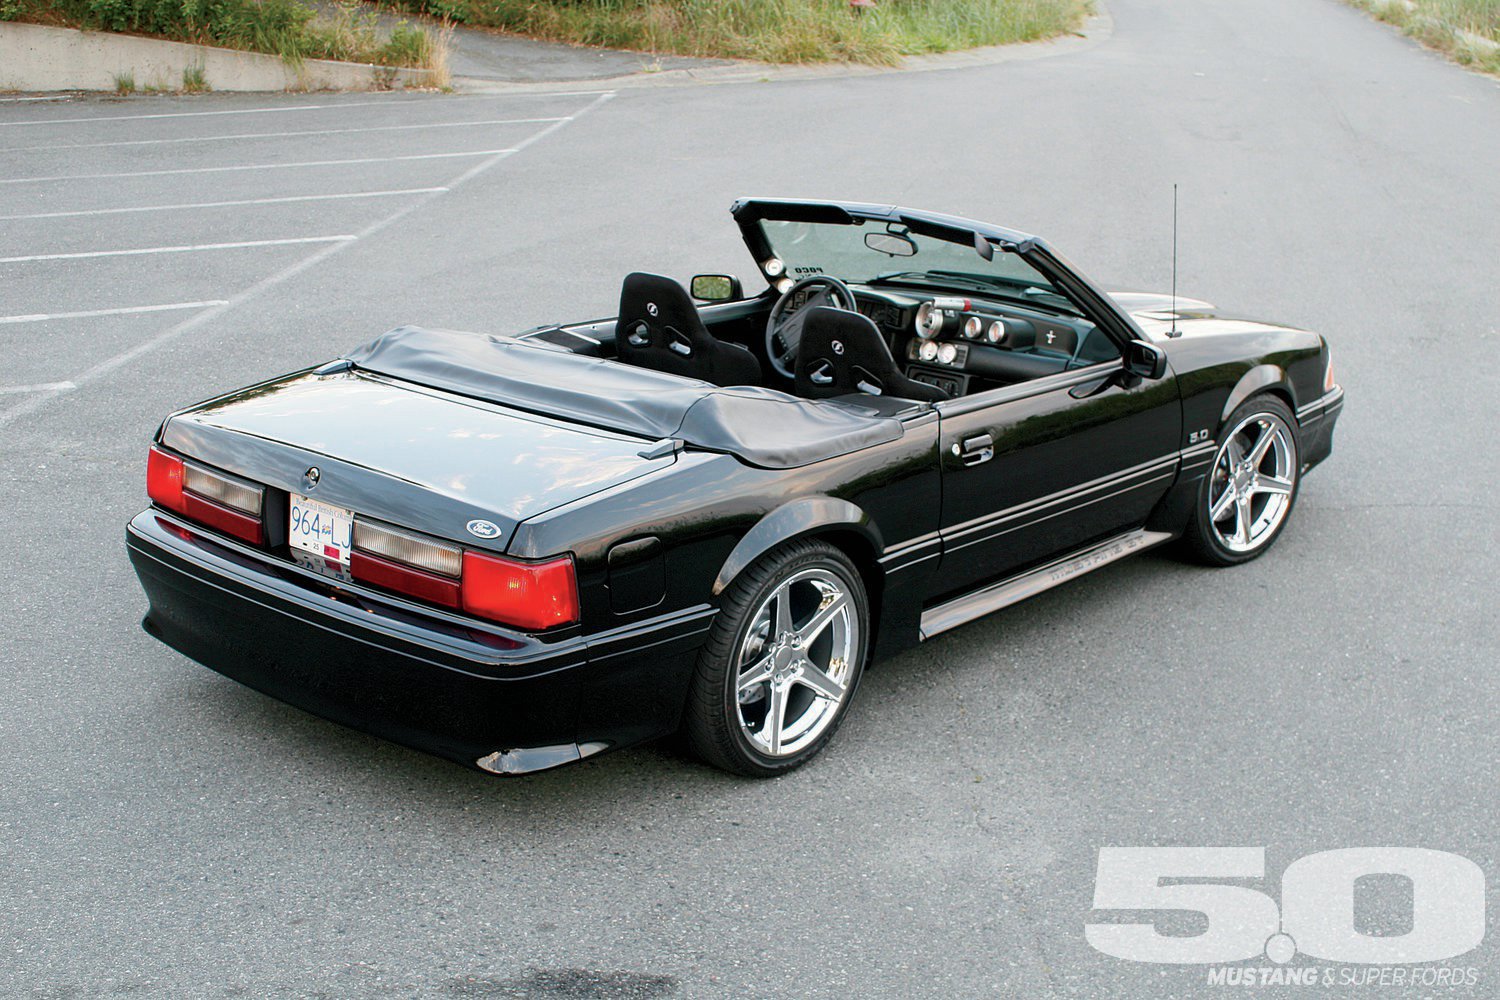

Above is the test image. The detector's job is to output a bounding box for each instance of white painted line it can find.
[0,301,230,325]
[0,92,617,127]
[11,116,569,152]
[0,149,516,186]
[0,97,70,103]
[0,188,448,222]
[0,236,354,265]
[0,93,617,430]
[0,382,76,395]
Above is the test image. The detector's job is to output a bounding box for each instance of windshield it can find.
[757,218,1071,306]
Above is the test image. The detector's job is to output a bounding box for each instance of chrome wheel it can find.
[733,567,859,757]
[1207,410,1297,553]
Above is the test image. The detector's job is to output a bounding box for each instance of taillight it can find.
[1323,355,1336,393]
[353,519,462,577]
[350,551,461,608]
[350,519,462,608]
[348,519,577,630]
[147,446,264,545]
[147,447,184,510]
[462,552,579,630]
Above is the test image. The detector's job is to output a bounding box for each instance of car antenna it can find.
[1168,183,1182,338]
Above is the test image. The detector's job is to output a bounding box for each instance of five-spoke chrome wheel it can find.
[686,540,869,776]
[734,568,858,757]
[1208,411,1296,552]
[1186,396,1301,565]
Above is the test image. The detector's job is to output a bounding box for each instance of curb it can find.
[450,6,1114,95]
[0,22,436,93]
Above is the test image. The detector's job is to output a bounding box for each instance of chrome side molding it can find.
[919,529,1174,640]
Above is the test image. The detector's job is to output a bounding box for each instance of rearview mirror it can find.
[1123,339,1168,380]
[690,274,743,302]
[864,232,917,257]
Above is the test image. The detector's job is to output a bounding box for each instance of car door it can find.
[932,363,1182,600]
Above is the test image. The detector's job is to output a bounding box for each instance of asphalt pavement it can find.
[2,0,1498,997]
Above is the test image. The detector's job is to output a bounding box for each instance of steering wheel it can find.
[764,274,860,379]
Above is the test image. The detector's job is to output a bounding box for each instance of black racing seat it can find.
[615,272,763,387]
[794,306,948,403]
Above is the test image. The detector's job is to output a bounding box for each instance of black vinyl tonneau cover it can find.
[343,327,908,470]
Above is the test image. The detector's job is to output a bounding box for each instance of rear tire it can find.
[1184,395,1301,566]
[686,540,869,777]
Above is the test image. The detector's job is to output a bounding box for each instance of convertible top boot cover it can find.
[342,326,907,469]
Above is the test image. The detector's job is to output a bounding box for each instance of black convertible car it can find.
[128,198,1343,777]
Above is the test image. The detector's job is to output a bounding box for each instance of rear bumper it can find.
[1297,384,1345,470]
[127,510,714,774]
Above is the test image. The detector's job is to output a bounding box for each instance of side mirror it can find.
[1123,339,1168,380]
[690,274,743,302]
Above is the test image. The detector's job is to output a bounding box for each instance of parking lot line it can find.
[0,301,230,325]
[10,116,571,152]
[0,91,615,431]
[0,189,450,223]
[0,149,517,186]
[0,236,355,265]
[0,92,616,128]
[0,381,77,394]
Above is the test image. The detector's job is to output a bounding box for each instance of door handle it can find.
[959,433,994,466]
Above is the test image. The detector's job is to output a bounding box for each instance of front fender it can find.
[712,496,882,596]
[1220,364,1294,423]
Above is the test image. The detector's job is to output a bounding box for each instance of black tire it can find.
[1183,395,1301,566]
[686,539,870,777]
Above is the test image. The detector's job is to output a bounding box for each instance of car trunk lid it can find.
[160,370,674,551]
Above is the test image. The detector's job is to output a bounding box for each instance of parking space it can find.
[0,89,613,426]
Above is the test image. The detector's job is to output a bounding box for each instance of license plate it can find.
[289,494,354,565]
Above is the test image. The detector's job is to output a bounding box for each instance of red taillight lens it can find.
[147,447,185,512]
[147,446,264,545]
[182,493,264,545]
[461,552,579,630]
[351,551,461,609]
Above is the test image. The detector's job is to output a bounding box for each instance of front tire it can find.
[1184,395,1301,566]
[686,540,869,777]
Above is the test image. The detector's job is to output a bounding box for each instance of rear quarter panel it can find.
[510,410,943,651]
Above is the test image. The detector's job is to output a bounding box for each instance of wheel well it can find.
[1235,387,1297,428]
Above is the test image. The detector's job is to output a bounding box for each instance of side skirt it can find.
[918,528,1174,640]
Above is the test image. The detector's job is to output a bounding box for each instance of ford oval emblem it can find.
[466,519,501,539]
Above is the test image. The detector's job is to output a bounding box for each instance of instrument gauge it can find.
[963,316,983,340]
[914,301,943,340]
[986,320,1007,344]
[763,257,785,278]
[937,343,958,366]
[918,340,939,362]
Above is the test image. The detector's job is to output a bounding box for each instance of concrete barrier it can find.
[0,22,436,92]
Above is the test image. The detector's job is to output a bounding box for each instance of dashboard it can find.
[843,286,1118,397]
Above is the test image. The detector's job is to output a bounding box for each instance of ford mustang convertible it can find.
[127,198,1344,777]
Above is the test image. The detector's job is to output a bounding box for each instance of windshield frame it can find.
[731,198,1147,352]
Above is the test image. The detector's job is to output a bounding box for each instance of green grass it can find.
[181,61,208,91]
[392,0,1091,65]
[2,0,446,72]
[111,69,134,93]
[1350,0,1500,75]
